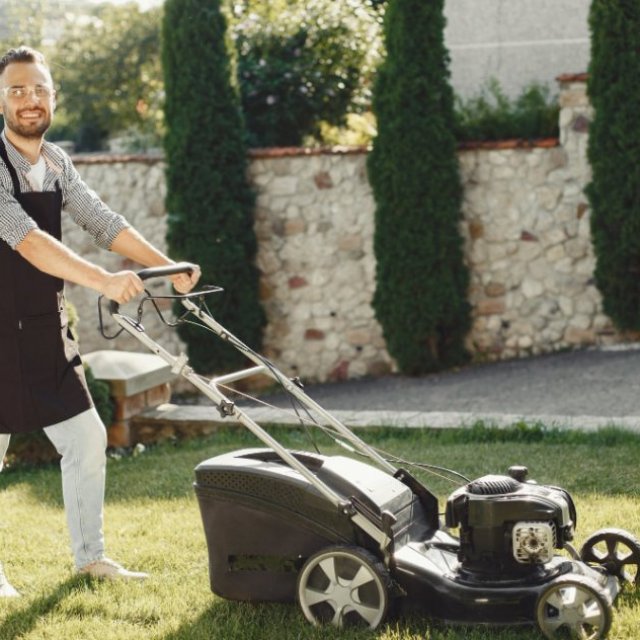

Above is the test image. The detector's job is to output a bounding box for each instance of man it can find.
[0,46,200,596]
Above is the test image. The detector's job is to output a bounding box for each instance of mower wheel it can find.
[580,528,640,586]
[296,545,390,629]
[535,574,612,640]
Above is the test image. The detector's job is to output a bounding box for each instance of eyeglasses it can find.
[0,84,55,101]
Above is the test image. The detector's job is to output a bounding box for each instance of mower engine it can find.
[445,466,577,578]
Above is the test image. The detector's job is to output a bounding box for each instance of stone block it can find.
[108,420,131,449]
[84,351,174,398]
[468,220,484,240]
[484,282,506,297]
[114,391,148,421]
[314,171,333,189]
[84,351,177,447]
[146,382,172,407]
[564,326,595,345]
[288,276,308,289]
[285,218,305,235]
[476,298,506,316]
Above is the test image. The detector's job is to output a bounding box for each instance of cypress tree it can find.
[367,0,470,374]
[587,1,640,330]
[162,0,264,372]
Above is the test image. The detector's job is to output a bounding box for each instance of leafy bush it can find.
[315,79,560,149]
[587,1,640,331]
[318,112,377,146]
[367,0,471,374]
[66,301,114,427]
[84,366,114,428]
[163,0,264,373]
[454,79,559,142]
[230,0,382,147]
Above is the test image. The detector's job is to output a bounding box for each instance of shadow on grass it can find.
[158,600,540,640]
[159,600,315,640]
[0,576,89,639]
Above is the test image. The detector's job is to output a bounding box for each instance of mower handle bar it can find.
[108,262,196,314]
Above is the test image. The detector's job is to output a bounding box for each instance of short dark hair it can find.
[0,46,49,78]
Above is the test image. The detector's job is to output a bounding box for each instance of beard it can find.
[3,107,52,139]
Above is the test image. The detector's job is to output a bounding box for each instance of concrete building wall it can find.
[445,0,590,98]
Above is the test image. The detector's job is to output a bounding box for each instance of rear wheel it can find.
[296,545,390,629]
[536,574,612,639]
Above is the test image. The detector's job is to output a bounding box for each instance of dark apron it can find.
[0,139,92,433]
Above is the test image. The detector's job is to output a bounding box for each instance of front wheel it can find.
[296,545,390,629]
[535,574,612,639]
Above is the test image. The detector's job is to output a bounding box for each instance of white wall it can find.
[445,0,590,98]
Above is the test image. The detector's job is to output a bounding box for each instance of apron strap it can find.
[0,139,61,197]
[0,138,22,196]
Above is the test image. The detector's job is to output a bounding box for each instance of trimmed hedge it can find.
[367,0,471,374]
[587,1,640,330]
[162,0,265,373]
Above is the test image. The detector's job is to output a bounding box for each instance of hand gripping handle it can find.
[109,262,196,314]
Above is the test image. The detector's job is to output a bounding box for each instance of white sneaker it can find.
[79,558,149,581]
[0,562,20,597]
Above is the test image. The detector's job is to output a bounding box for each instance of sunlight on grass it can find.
[1,425,639,639]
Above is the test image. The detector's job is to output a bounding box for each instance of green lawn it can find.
[0,424,639,640]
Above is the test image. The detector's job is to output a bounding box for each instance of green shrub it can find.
[586,1,640,330]
[231,0,382,147]
[367,0,471,374]
[84,366,114,428]
[162,0,264,373]
[454,79,559,142]
[67,301,114,428]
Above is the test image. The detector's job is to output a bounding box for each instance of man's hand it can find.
[170,263,201,293]
[100,270,145,304]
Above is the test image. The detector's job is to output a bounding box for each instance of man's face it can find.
[0,62,55,141]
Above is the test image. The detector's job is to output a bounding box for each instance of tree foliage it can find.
[49,3,163,151]
[367,0,471,374]
[230,0,382,146]
[163,0,264,373]
[3,1,383,150]
[0,0,44,52]
[587,1,640,330]
[0,0,44,132]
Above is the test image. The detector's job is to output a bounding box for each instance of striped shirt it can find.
[0,130,129,250]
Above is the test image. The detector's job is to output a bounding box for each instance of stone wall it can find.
[65,77,614,382]
[462,74,607,358]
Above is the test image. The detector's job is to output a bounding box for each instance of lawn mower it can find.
[103,263,640,639]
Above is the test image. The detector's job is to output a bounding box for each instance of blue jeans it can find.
[0,408,107,569]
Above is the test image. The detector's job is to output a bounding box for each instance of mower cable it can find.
[131,294,471,486]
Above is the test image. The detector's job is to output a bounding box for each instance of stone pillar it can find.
[83,351,175,447]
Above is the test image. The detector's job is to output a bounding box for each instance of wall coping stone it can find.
[72,152,164,165]
[556,73,588,84]
[457,137,559,151]
[248,145,370,158]
[70,137,562,165]
[84,350,175,397]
